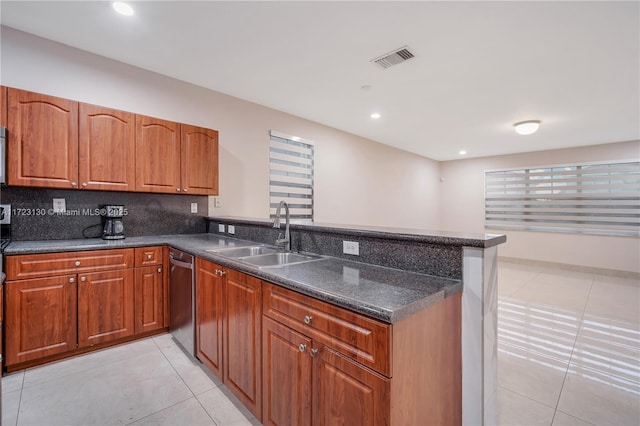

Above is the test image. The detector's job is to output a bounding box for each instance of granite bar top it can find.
[208,216,507,248]
[4,233,461,323]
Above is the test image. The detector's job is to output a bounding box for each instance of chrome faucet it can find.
[273,201,291,251]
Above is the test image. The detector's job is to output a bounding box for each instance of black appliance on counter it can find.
[101,204,126,240]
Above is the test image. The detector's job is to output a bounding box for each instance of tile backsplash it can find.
[0,186,207,240]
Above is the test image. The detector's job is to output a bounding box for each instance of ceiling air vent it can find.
[371,46,415,69]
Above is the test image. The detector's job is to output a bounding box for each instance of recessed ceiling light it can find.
[370,112,381,119]
[513,120,541,135]
[459,150,467,155]
[112,1,134,16]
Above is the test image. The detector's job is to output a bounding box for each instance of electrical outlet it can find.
[53,198,66,213]
[218,224,225,233]
[228,225,235,234]
[190,203,198,213]
[343,241,360,256]
[214,197,222,208]
[0,204,11,225]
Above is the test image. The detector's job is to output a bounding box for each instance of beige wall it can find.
[439,141,640,273]
[2,27,637,272]
[0,27,441,229]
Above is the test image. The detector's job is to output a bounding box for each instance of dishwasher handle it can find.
[169,254,194,269]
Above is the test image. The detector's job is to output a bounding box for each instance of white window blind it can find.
[485,161,640,237]
[269,131,314,220]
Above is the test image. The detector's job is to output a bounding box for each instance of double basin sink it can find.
[206,245,322,269]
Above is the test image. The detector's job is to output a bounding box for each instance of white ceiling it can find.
[1,1,638,161]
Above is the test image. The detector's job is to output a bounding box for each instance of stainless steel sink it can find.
[206,246,277,258]
[239,252,323,268]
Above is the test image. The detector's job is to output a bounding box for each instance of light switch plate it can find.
[190,203,198,213]
[53,198,66,213]
[228,225,235,234]
[0,204,11,224]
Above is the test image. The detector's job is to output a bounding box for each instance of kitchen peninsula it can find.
[3,217,505,425]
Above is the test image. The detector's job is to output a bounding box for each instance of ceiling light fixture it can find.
[513,120,541,135]
[112,1,134,16]
[459,150,467,155]
[370,112,381,119]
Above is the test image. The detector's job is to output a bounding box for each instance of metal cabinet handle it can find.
[75,261,81,267]
[176,188,181,192]
[69,277,75,283]
[80,276,86,282]
[183,188,188,192]
[304,315,313,325]
[158,267,162,273]
[147,254,153,260]
[71,182,77,187]
[215,269,226,277]
[298,344,307,353]
[82,182,87,187]
[310,348,318,357]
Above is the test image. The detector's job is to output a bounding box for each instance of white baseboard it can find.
[498,256,640,280]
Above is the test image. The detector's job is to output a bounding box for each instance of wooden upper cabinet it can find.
[181,124,219,195]
[1,85,7,127]
[135,115,181,193]
[79,103,135,191]
[7,88,79,188]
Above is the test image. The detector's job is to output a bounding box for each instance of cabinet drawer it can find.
[6,249,134,280]
[263,282,391,377]
[134,246,164,267]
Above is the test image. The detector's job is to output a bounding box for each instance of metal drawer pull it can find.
[147,254,153,260]
[75,261,81,266]
[215,270,226,277]
[158,268,162,273]
[298,344,307,353]
[80,277,86,282]
[82,182,87,187]
[304,315,313,325]
[69,278,75,283]
[310,348,318,357]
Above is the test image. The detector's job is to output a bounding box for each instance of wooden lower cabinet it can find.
[262,317,312,426]
[262,317,389,426]
[313,346,390,426]
[78,269,135,347]
[195,258,224,379]
[5,275,77,366]
[134,265,164,334]
[224,269,262,421]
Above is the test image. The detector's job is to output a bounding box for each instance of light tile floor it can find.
[2,261,639,425]
[497,261,640,426]
[1,334,259,426]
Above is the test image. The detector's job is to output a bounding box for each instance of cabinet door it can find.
[134,265,164,334]
[224,270,262,420]
[7,88,79,188]
[195,258,224,379]
[78,269,135,347]
[79,103,135,191]
[262,317,312,426]
[5,275,77,366]
[181,124,219,195]
[135,114,181,193]
[313,346,390,426]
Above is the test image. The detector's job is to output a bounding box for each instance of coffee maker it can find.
[101,205,126,240]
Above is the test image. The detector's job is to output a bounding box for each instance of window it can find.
[269,131,314,221]
[485,161,640,237]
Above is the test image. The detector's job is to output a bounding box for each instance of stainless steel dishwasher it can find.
[169,248,195,357]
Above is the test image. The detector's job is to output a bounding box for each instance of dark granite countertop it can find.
[208,216,507,248]
[4,233,462,323]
